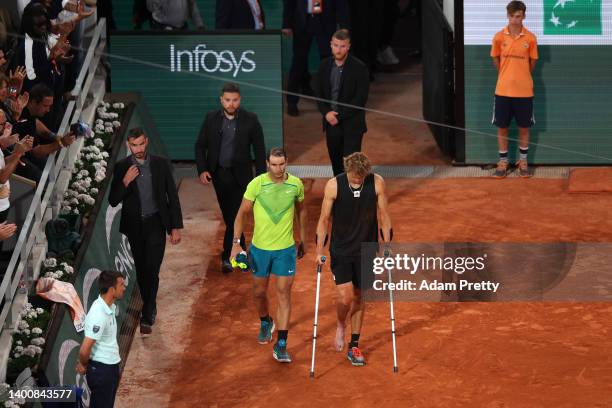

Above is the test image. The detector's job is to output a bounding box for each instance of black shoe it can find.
[222,259,233,274]
[287,104,299,117]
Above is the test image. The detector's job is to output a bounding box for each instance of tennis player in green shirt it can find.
[232,147,306,363]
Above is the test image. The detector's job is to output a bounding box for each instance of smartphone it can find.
[8,86,18,99]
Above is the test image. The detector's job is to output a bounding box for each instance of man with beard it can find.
[195,82,266,273]
[231,148,306,363]
[317,29,370,176]
[109,128,183,336]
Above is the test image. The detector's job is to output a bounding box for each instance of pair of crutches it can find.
[310,248,398,378]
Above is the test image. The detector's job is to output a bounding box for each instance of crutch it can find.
[384,248,399,373]
[310,255,326,378]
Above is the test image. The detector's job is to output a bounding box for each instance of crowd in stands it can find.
[0,0,96,261]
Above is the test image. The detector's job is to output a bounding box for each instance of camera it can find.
[70,120,92,138]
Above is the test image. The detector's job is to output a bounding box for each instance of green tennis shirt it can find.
[244,172,304,250]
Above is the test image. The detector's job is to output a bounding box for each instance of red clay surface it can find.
[117,178,612,407]
[283,69,450,166]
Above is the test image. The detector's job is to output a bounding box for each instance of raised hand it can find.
[8,66,26,95]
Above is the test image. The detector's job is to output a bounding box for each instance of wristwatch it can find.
[232,238,241,245]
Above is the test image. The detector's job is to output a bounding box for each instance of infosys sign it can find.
[169,44,256,77]
[111,34,282,160]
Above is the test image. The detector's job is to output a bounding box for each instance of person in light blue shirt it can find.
[76,270,126,408]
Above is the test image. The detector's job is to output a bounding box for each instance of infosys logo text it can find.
[169,44,256,77]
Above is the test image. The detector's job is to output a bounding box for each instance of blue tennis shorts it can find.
[249,244,297,278]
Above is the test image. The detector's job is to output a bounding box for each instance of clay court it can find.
[116,176,612,408]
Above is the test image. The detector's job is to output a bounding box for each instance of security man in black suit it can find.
[109,127,183,336]
[195,82,266,273]
[283,0,349,116]
[317,29,369,176]
[216,0,265,29]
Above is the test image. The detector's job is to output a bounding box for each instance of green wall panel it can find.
[465,45,612,164]
[110,34,283,160]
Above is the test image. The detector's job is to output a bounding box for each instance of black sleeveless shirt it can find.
[330,173,378,257]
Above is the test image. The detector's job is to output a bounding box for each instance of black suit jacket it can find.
[317,54,369,134]
[282,0,349,34]
[108,154,183,238]
[194,108,266,187]
[216,0,265,29]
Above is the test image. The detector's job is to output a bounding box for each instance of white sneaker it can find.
[377,46,400,65]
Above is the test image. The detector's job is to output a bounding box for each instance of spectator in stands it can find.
[28,1,95,128]
[0,49,6,73]
[77,271,126,408]
[283,0,349,117]
[317,29,369,176]
[195,82,266,273]
[34,0,95,101]
[147,0,205,30]
[0,108,32,250]
[0,70,29,124]
[0,7,17,52]
[216,0,265,30]
[0,110,19,151]
[109,128,183,336]
[10,83,75,181]
[16,3,65,130]
[16,3,61,91]
[0,111,34,223]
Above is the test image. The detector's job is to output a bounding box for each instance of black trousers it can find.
[326,124,364,176]
[127,213,166,326]
[14,155,47,183]
[212,167,246,261]
[287,18,332,106]
[380,0,399,48]
[86,361,120,408]
[348,0,384,70]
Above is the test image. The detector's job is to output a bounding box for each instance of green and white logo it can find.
[544,0,602,35]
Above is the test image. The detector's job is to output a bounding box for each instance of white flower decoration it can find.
[43,258,57,268]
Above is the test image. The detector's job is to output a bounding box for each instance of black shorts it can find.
[331,255,362,289]
[492,95,534,128]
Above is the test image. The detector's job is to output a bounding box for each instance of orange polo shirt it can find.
[491,26,538,98]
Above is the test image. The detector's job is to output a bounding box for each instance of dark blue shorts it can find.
[492,95,534,128]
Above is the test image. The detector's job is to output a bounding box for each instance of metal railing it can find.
[0,19,108,330]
